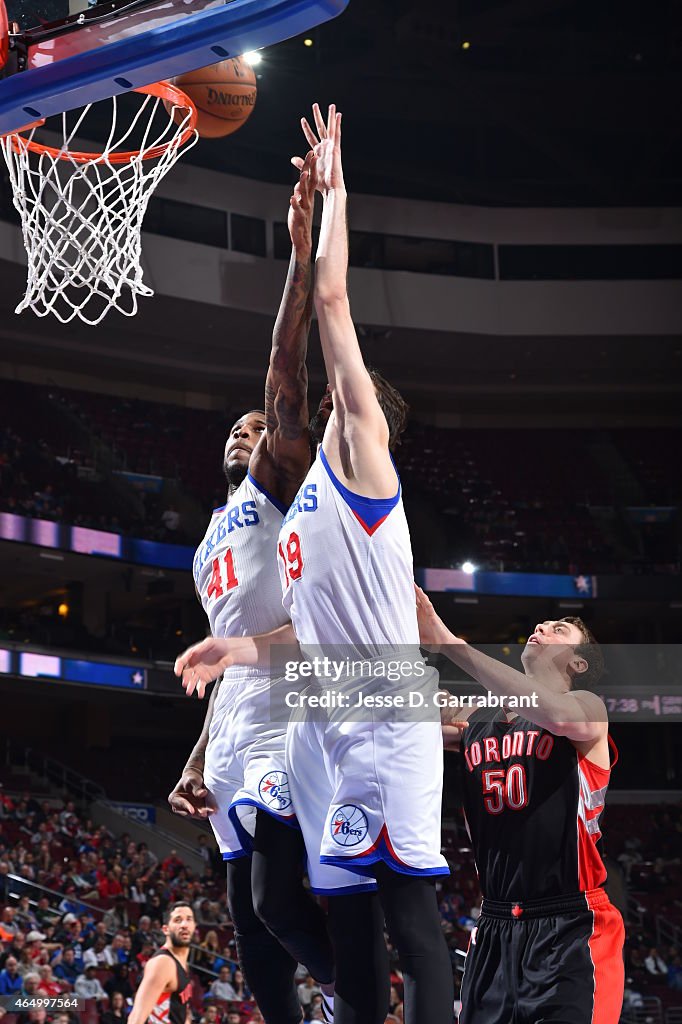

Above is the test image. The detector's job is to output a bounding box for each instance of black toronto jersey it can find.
[148,949,192,1024]
[460,710,614,902]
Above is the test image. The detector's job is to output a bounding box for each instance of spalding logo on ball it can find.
[165,56,257,139]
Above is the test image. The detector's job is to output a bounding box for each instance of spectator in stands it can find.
[14,898,38,934]
[103,896,130,933]
[143,894,164,920]
[137,843,157,872]
[135,940,155,971]
[161,851,183,878]
[200,1006,222,1024]
[66,923,85,968]
[101,991,129,1024]
[99,870,124,901]
[226,1013,241,1024]
[34,899,57,930]
[53,948,80,986]
[668,955,682,992]
[83,937,108,969]
[20,971,41,998]
[208,966,237,1002]
[309,994,325,1016]
[59,803,77,829]
[195,930,220,972]
[0,956,22,995]
[104,964,134,1002]
[297,974,320,1009]
[644,946,667,975]
[74,965,107,1001]
[197,835,212,866]
[130,917,152,957]
[231,970,249,1001]
[2,933,25,966]
[51,1013,72,1024]
[18,1009,48,1024]
[104,934,128,967]
[0,908,18,941]
[24,931,48,964]
[36,965,62,997]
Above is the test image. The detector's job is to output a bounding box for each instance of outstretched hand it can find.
[174,637,233,698]
[291,102,344,194]
[287,149,316,250]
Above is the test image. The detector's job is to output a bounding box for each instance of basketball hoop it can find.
[0,81,198,324]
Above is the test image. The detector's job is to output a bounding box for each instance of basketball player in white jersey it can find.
[167,153,339,1024]
[175,105,455,1024]
[127,902,194,1024]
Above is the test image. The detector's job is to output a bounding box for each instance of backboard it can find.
[0,0,349,133]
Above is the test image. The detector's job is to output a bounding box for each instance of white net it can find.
[0,86,198,325]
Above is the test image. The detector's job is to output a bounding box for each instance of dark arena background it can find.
[1,1,682,1023]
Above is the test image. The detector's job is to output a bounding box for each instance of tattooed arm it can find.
[249,151,316,507]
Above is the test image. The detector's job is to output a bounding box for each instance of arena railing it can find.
[656,912,682,950]
[6,741,107,805]
[4,738,207,872]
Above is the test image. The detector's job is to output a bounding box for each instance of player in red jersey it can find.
[415,588,625,1024]
[127,902,194,1024]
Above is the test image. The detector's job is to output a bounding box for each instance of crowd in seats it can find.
[0,378,680,575]
[0,786,258,1022]
[604,803,682,1013]
[1,786,434,1021]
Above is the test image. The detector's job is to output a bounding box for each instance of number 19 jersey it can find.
[278,446,448,882]
[277,448,417,651]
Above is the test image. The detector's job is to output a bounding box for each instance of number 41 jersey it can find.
[193,472,289,650]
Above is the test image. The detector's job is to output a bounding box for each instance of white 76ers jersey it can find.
[194,473,289,680]
[277,448,419,650]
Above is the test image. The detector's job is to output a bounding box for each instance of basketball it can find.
[166,56,257,139]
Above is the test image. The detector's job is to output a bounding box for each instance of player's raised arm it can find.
[304,104,397,496]
[126,953,174,1024]
[415,586,607,742]
[250,151,316,504]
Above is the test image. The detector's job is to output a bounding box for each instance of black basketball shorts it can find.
[459,888,624,1024]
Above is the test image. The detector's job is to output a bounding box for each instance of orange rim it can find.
[6,81,197,163]
[0,0,9,72]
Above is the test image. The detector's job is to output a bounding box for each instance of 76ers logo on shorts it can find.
[258,771,292,811]
[330,805,368,847]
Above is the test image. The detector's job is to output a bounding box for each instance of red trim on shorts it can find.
[586,888,625,1024]
[343,823,409,866]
